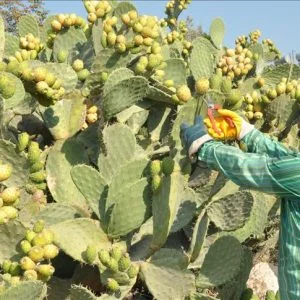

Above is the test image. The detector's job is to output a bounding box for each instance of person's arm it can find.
[241,128,296,158]
[198,140,300,198]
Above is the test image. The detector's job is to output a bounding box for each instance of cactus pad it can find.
[196,236,242,288]
[70,285,98,300]
[209,18,225,49]
[42,91,86,140]
[163,59,187,86]
[4,33,19,58]
[50,218,111,262]
[0,16,4,61]
[71,165,107,220]
[18,15,40,38]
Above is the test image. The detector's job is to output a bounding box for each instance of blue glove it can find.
[180,116,212,158]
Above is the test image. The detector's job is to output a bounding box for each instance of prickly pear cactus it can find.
[0,0,297,298]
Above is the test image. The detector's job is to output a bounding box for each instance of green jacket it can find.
[198,128,300,300]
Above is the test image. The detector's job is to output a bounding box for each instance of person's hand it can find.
[181,116,213,159]
[204,109,254,140]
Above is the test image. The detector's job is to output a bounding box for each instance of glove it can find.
[181,116,213,159]
[204,109,254,140]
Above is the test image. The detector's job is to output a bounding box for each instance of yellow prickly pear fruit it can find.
[107,32,117,46]
[245,111,254,120]
[128,10,138,20]
[1,82,16,99]
[36,264,55,277]
[51,20,62,32]
[57,50,68,63]
[286,82,294,93]
[72,59,84,72]
[276,82,286,95]
[98,249,111,266]
[134,35,144,46]
[148,54,161,69]
[32,232,48,246]
[96,8,105,18]
[116,35,126,44]
[133,22,143,33]
[1,206,18,219]
[254,112,263,120]
[23,269,38,281]
[257,77,265,88]
[41,229,55,244]
[2,260,12,273]
[20,256,36,271]
[176,85,192,103]
[267,89,277,100]
[34,67,47,82]
[0,163,12,182]
[1,187,20,205]
[127,264,139,278]
[0,61,7,71]
[9,262,22,276]
[143,37,153,46]
[118,253,131,272]
[0,209,8,224]
[33,219,45,233]
[195,78,210,94]
[43,244,59,260]
[25,230,36,243]
[87,105,98,114]
[88,12,97,23]
[45,73,56,87]
[28,246,44,262]
[121,14,131,25]
[164,79,174,88]
[77,69,90,81]
[36,81,49,94]
[150,160,161,176]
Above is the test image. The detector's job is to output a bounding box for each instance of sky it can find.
[44,1,300,56]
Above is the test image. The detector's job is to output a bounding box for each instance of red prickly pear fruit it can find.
[20,256,36,271]
[43,244,59,260]
[0,163,12,182]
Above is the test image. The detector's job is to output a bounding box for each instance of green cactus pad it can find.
[0,17,4,61]
[116,102,151,124]
[0,139,29,187]
[71,165,107,220]
[127,109,149,134]
[47,277,71,300]
[148,105,172,142]
[33,203,81,226]
[4,33,19,58]
[151,173,184,250]
[262,64,293,87]
[92,20,104,56]
[190,37,218,80]
[189,211,209,263]
[103,76,149,119]
[207,191,254,231]
[50,218,111,262]
[141,249,195,300]
[46,139,89,209]
[209,18,225,49]
[53,27,87,60]
[147,85,174,104]
[0,221,26,263]
[0,281,46,300]
[70,284,98,300]
[98,123,136,183]
[163,59,187,86]
[18,15,40,38]
[196,236,242,288]
[0,72,25,110]
[103,68,134,96]
[42,91,86,140]
[113,2,137,18]
[92,49,133,73]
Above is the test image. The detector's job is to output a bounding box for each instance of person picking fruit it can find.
[181,109,300,299]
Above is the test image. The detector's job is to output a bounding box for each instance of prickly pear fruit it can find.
[20,240,32,254]
[108,258,118,272]
[32,233,48,246]
[85,245,97,264]
[29,170,46,183]
[0,163,12,182]
[36,81,49,94]
[33,67,47,82]
[43,244,59,260]
[221,77,232,94]
[107,278,119,293]
[9,262,21,276]
[25,230,36,243]
[0,209,8,224]
[33,220,45,233]
[30,161,44,173]
[17,132,30,152]
[2,260,12,273]
[72,59,84,72]
[45,73,56,87]
[77,69,90,81]
[36,264,55,277]
[161,157,175,175]
[1,206,18,219]
[265,291,276,300]
[257,77,265,87]
[118,254,131,272]
[226,89,242,105]
[41,229,55,244]
[151,175,161,192]
[176,85,192,102]
[110,246,123,262]
[20,256,36,271]
[127,264,139,278]
[23,269,38,281]
[1,187,20,204]
[195,78,209,94]
[27,142,41,164]
[99,249,111,266]
[10,276,20,286]
[150,160,161,176]
[1,82,16,99]
[209,74,222,90]
[28,246,44,262]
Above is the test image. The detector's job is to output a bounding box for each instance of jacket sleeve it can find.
[198,140,300,198]
[241,128,295,158]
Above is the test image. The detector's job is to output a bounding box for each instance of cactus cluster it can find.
[0,1,299,299]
